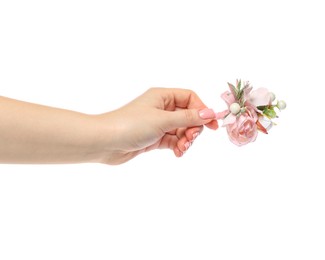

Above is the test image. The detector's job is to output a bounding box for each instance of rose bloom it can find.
[216,85,272,146]
[226,106,258,146]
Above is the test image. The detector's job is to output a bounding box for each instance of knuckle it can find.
[184,109,195,122]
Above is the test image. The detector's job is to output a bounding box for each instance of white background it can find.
[0,0,324,259]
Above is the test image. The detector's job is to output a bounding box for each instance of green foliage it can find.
[263,107,277,118]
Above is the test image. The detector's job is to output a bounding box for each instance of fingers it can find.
[205,119,219,130]
[161,108,216,132]
[146,88,218,132]
[166,88,207,109]
[147,87,209,111]
[159,126,204,157]
[174,126,203,157]
[143,88,219,157]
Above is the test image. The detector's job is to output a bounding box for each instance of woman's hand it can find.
[0,88,218,165]
[97,88,218,164]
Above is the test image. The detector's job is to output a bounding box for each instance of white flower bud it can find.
[277,100,286,110]
[269,92,276,102]
[230,103,241,115]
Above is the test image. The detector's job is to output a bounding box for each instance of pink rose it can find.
[216,82,273,146]
[225,106,258,146]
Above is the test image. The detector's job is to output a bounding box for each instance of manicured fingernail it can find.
[193,132,199,140]
[199,108,215,119]
[184,142,190,150]
[175,148,182,157]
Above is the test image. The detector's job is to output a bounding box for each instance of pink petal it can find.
[223,113,236,126]
[221,91,235,106]
[248,87,271,107]
[237,114,247,128]
[243,86,253,100]
[245,105,258,122]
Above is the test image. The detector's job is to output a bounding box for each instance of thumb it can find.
[162,108,216,131]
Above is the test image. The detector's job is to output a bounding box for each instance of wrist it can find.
[88,113,118,164]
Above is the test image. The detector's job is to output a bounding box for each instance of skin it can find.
[0,87,218,165]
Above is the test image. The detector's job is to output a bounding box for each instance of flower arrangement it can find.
[215,80,286,146]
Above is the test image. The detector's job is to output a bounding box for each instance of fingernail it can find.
[199,108,215,119]
[175,148,183,157]
[184,141,190,150]
[193,132,199,140]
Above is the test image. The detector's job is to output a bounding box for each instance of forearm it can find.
[0,96,107,164]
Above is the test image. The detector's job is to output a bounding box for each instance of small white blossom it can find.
[277,100,286,110]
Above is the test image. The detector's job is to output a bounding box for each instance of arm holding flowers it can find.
[0,80,286,165]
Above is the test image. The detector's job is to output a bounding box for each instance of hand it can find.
[0,88,217,165]
[97,87,218,164]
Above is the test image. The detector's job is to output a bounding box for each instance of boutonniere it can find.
[215,79,286,146]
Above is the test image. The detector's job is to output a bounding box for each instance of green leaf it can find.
[237,89,243,101]
[237,79,241,91]
[263,108,277,118]
[227,82,238,98]
[257,105,267,111]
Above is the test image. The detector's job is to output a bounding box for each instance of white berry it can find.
[277,100,287,110]
[230,103,241,114]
